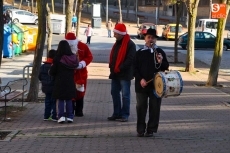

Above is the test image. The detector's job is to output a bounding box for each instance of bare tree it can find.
[209,0,213,18]
[206,0,230,86]
[125,0,131,19]
[12,0,15,6]
[27,0,47,102]
[174,1,183,63]
[161,0,184,63]
[65,0,74,34]
[118,0,122,23]
[0,0,3,67]
[76,0,84,37]
[74,0,78,14]
[31,0,34,13]
[19,0,23,9]
[51,0,55,13]
[185,0,200,72]
[46,3,52,57]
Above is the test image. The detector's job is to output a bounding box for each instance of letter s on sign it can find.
[212,4,220,13]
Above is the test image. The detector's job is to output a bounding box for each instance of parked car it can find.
[162,23,184,40]
[137,23,157,39]
[8,9,38,25]
[178,31,230,51]
[3,5,17,12]
[227,31,230,40]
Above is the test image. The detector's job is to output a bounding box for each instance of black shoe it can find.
[137,132,144,137]
[107,116,122,121]
[144,132,154,137]
[118,117,128,122]
[75,112,84,117]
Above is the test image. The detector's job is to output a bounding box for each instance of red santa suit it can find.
[65,32,93,116]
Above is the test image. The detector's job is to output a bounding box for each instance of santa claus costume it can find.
[65,32,93,117]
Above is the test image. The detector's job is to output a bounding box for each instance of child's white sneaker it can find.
[67,118,73,123]
[58,117,65,123]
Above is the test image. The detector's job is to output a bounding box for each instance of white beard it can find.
[66,39,79,54]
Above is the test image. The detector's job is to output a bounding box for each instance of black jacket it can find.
[49,55,79,100]
[38,62,54,94]
[109,39,136,80]
[134,47,169,93]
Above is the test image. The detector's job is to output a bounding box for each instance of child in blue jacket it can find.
[39,49,57,121]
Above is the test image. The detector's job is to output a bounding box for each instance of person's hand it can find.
[140,79,147,88]
[156,53,163,63]
[76,63,83,69]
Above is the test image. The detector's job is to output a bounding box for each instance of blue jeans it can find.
[44,93,57,119]
[108,30,111,37]
[111,79,131,119]
[58,99,74,119]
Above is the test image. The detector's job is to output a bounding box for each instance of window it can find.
[204,32,215,39]
[16,11,24,15]
[206,21,218,29]
[170,26,182,32]
[24,12,33,16]
[195,33,200,38]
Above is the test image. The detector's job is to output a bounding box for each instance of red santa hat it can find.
[65,32,78,54]
[113,23,127,35]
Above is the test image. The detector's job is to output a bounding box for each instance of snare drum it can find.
[154,71,183,98]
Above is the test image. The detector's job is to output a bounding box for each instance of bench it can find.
[137,15,148,22]
[0,78,28,121]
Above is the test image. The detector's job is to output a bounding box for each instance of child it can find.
[38,49,57,121]
[84,24,93,44]
[49,40,79,123]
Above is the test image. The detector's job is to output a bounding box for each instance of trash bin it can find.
[16,23,29,52]
[91,17,101,28]
[27,27,38,51]
[11,24,24,55]
[3,25,13,58]
[50,14,66,34]
[51,19,65,34]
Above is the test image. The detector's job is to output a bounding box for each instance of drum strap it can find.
[153,48,162,69]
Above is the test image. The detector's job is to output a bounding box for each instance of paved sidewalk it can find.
[0,29,230,152]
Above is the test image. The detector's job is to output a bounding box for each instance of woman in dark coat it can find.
[49,40,79,123]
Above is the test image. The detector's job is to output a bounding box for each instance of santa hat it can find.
[65,32,78,54]
[113,23,127,35]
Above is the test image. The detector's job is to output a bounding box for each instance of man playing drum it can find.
[134,28,169,137]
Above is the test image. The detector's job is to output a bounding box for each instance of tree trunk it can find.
[74,0,78,14]
[76,0,83,37]
[31,0,34,13]
[46,3,52,57]
[19,0,23,9]
[27,0,47,102]
[185,0,200,72]
[206,0,229,86]
[51,0,55,13]
[126,0,131,19]
[209,0,212,19]
[65,0,74,34]
[174,1,183,63]
[0,0,3,67]
[12,0,15,7]
[118,0,122,23]
[134,0,138,17]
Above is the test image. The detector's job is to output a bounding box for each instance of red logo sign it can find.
[211,3,226,19]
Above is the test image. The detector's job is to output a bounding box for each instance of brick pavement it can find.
[1,28,230,153]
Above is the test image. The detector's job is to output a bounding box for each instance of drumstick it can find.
[146,78,153,84]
